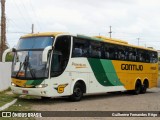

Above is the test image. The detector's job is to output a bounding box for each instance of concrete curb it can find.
[0,99,17,111]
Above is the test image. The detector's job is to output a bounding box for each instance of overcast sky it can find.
[4,0,160,49]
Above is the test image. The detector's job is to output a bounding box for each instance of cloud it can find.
[5,0,160,49]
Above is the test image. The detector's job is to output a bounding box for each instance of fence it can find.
[0,62,12,91]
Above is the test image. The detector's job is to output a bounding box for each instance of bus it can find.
[3,32,158,101]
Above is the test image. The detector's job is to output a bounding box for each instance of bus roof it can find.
[20,32,157,52]
[20,32,69,38]
[77,34,157,52]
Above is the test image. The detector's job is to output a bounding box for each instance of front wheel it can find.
[69,83,83,102]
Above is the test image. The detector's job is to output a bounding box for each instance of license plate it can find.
[22,90,28,94]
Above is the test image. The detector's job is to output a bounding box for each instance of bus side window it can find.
[72,38,89,58]
[108,44,115,59]
[154,52,158,63]
[103,44,109,59]
[117,46,125,60]
[89,41,101,58]
[136,49,142,62]
[127,47,136,62]
[73,48,83,57]
[145,52,150,63]
[139,53,143,62]
[150,52,158,63]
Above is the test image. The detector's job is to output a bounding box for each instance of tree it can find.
[5,52,13,62]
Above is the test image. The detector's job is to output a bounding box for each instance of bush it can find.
[5,52,13,62]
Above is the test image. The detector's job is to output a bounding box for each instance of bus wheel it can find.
[69,83,83,102]
[141,81,148,94]
[133,81,142,95]
[140,85,147,94]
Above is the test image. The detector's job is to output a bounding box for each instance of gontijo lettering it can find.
[121,64,143,71]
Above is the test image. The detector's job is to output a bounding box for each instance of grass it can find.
[0,88,35,120]
[1,99,35,120]
[0,88,17,107]
[0,87,11,93]
[5,97,33,111]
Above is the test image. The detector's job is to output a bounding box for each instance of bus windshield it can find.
[12,50,50,79]
[17,36,54,50]
[11,36,54,79]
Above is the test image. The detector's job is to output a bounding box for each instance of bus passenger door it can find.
[50,35,72,96]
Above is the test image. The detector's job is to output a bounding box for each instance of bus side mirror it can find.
[2,48,13,62]
[42,46,52,62]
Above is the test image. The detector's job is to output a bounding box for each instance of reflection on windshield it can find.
[12,51,49,79]
[17,36,54,50]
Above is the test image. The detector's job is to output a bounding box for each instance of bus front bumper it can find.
[11,86,51,97]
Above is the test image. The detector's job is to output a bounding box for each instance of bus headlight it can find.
[11,82,16,86]
[35,84,48,88]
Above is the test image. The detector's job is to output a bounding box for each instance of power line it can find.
[7,18,23,31]
[21,0,34,24]
[29,0,42,31]
[7,32,29,34]
[12,0,30,28]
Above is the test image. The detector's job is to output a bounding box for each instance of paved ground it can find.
[31,88,160,111]
[22,79,160,120]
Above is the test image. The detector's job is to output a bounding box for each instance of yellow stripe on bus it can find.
[12,78,27,87]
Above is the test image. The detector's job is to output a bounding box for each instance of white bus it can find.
[3,32,158,101]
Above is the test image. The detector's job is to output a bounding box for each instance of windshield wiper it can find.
[16,53,36,79]
[15,55,28,78]
[27,63,36,79]
[24,53,36,79]
[15,62,23,78]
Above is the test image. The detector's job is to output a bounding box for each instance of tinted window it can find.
[89,41,102,58]
[72,38,89,57]
[107,44,116,59]
[150,51,158,63]
[72,37,157,63]
[17,36,54,50]
[126,47,136,61]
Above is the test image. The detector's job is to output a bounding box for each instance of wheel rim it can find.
[74,88,82,97]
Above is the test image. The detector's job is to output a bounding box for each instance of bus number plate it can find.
[22,90,28,94]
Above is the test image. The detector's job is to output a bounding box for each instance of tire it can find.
[133,81,142,95]
[140,81,148,94]
[69,83,83,102]
[140,85,147,94]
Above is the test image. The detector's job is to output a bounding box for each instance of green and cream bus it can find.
[3,32,158,101]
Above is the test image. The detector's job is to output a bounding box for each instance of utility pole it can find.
[109,26,112,38]
[31,24,34,34]
[0,0,6,62]
[137,38,140,46]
